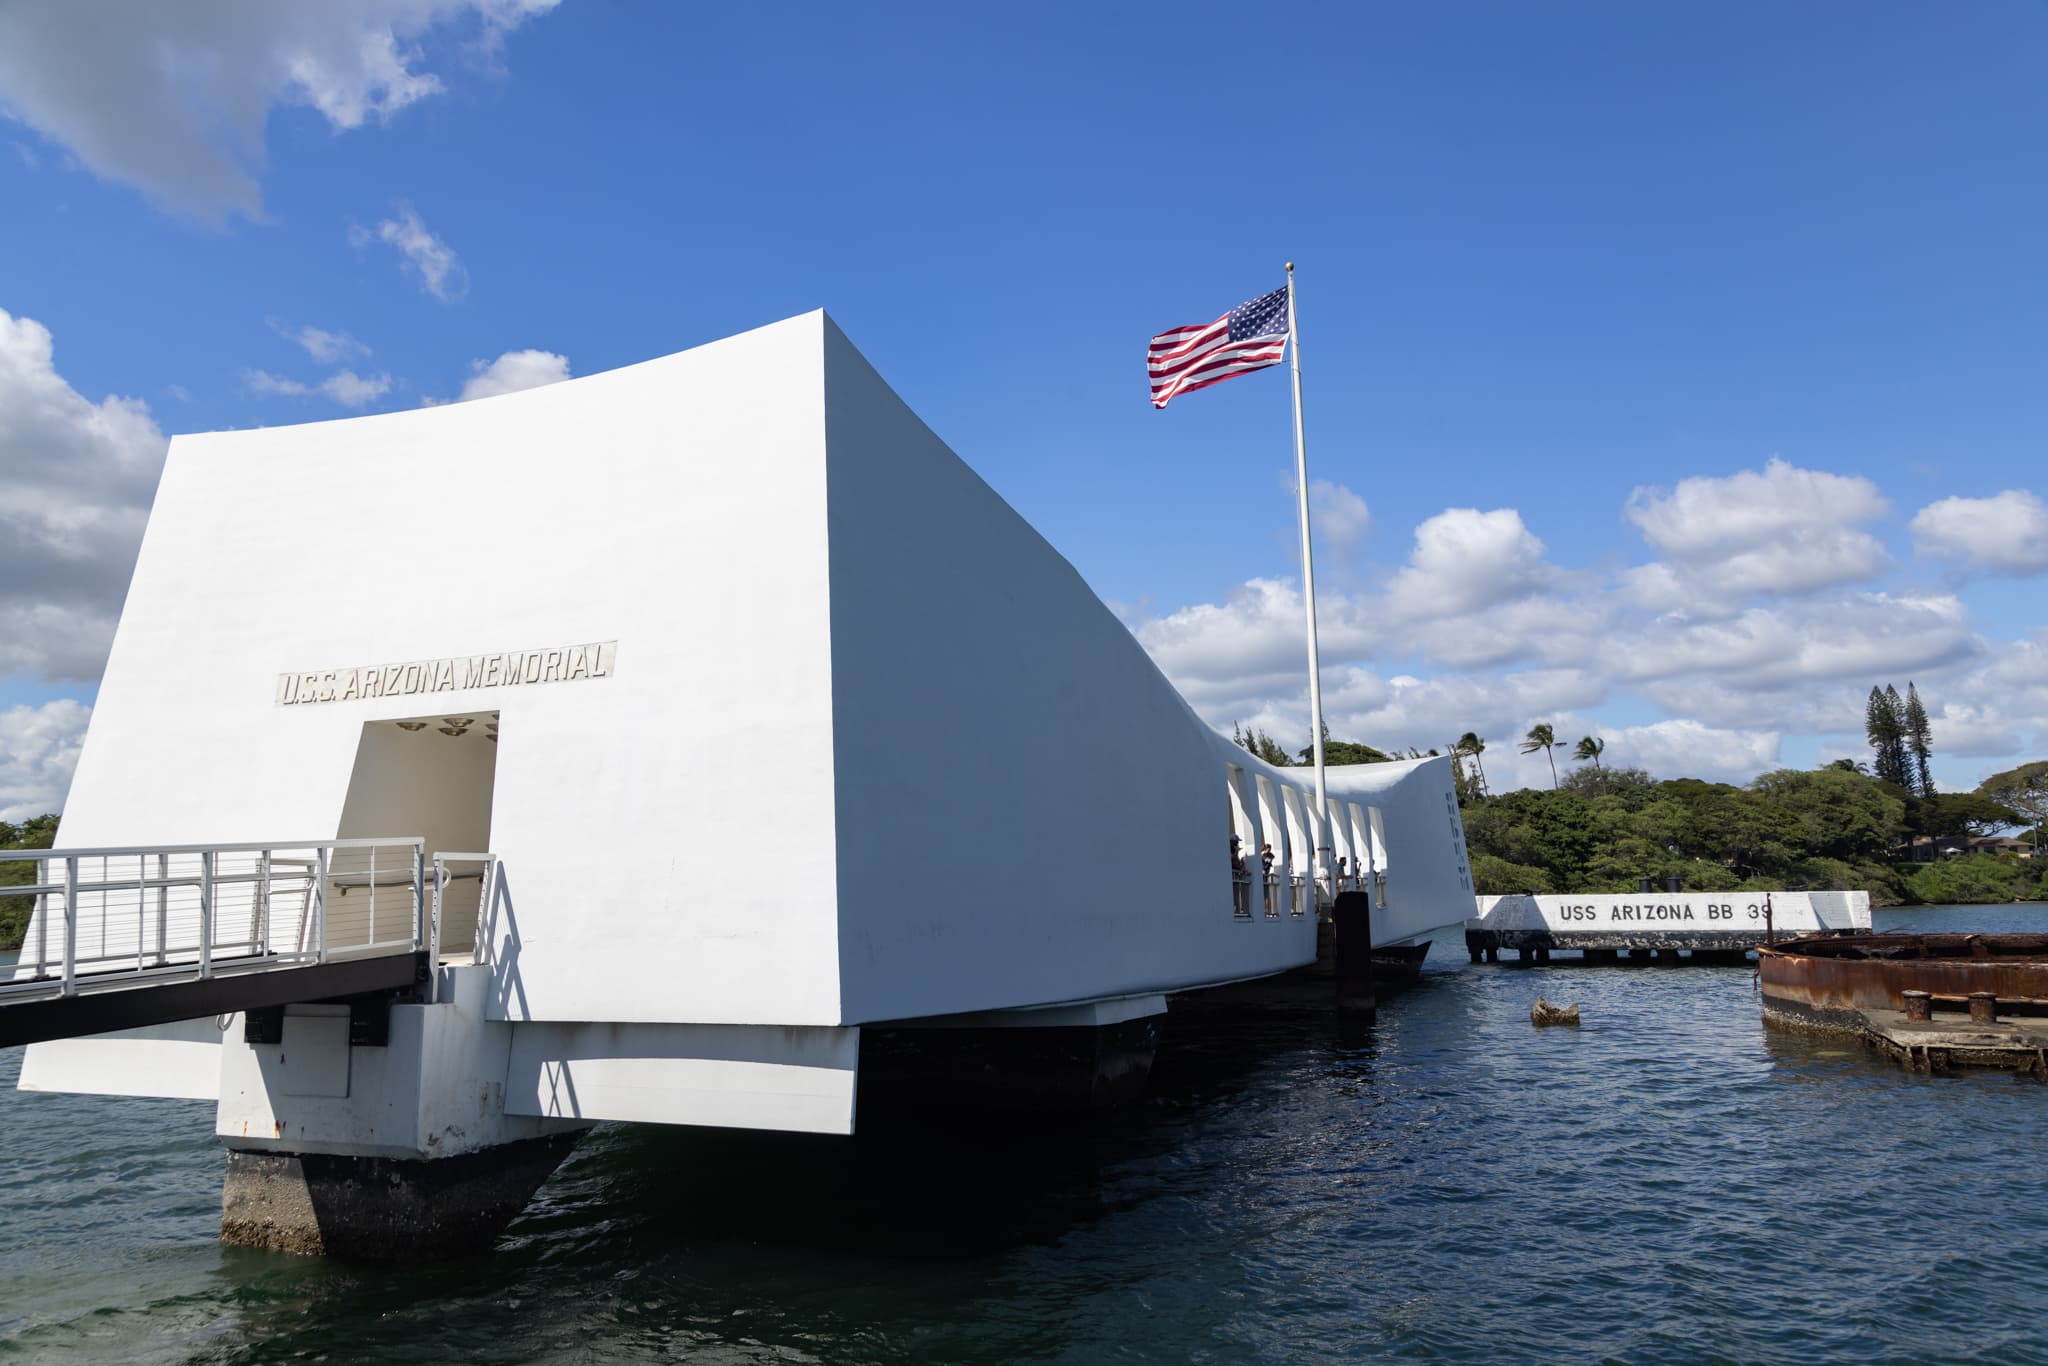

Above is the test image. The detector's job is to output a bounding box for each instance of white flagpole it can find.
[1284,262,1334,894]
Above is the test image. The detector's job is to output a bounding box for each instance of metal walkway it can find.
[1,838,492,1049]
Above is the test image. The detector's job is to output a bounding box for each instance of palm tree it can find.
[1574,735,1605,769]
[1456,732,1489,797]
[1520,723,1560,789]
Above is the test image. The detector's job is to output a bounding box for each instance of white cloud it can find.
[246,370,309,398]
[1331,669,1608,759]
[1309,480,1369,555]
[1134,577,1379,703]
[1917,632,2048,766]
[1617,592,1978,691]
[320,369,393,407]
[459,349,570,401]
[274,322,370,365]
[1403,591,1612,672]
[1125,482,2016,793]
[1922,702,2021,760]
[1593,719,1781,785]
[361,203,467,301]
[1385,507,1554,619]
[0,1,558,220]
[0,699,89,820]
[1626,458,1891,597]
[1910,489,2048,576]
[246,367,393,408]
[0,308,166,680]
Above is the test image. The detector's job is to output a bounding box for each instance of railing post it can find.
[314,847,331,964]
[412,844,425,953]
[255,849,272,955]
[428,855,443,1005]
[60,857,78,997]
[474,855,497,969]
[135,853,146,973]
[198,850,215,980]
[33,868,48,979]
[154,853,169,966]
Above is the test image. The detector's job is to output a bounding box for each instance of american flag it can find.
[1147,286,1290,409]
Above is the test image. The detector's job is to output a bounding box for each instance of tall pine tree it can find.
[1866,685,1910,789]
[1903,681,1935,797]
[1883,685,1910,787]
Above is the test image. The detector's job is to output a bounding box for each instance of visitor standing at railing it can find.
[1229,836,1252,918]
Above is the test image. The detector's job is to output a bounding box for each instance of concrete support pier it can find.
[222,1132,581,1258]
[1332,890,1377,1017]
[211,965,590,1259]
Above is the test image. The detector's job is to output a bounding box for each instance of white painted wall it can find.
[820,323,1317,1022]
[503,1021,858,1134]
[47,315,845,1028]
[1324,756,1475,946]
[17,1017,221,1099]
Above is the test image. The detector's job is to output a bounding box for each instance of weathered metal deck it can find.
[1758,933,2048,1076]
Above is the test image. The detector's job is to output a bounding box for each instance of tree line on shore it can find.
[1460,762,2044,906]
[1,815,58,953]
[1237,698,2048,906]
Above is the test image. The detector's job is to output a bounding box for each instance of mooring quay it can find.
[1466,890,1870,965]
[1760,933,2048,1075]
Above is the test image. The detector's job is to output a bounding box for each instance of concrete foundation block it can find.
[221,1131,581,1259]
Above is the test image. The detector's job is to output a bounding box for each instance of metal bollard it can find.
[1969,992,1998,1024]
[1902,990,1931,1023]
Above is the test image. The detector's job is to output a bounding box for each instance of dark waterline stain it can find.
[4,906,2047,1364]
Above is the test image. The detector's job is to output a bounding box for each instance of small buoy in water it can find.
[1531,997,1580,1027]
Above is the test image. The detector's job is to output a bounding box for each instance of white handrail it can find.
[0,836,422,862]
[0,836,450,1004]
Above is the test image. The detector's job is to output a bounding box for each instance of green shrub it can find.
[0,815,59,952]
[1470,853,1555,896]
[1904,854,2034,905]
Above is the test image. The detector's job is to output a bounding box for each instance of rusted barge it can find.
[1758,933,2048,1075]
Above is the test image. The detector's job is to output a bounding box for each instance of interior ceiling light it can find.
[396,721,427,731]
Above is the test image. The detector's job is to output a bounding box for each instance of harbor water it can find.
[5,905,2048,1364]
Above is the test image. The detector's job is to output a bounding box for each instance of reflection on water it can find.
[5,909,2048,1363]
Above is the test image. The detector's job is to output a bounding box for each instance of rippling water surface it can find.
[6,905,2048,1364]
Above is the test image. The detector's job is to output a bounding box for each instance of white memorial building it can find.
[13,312,1475,1254]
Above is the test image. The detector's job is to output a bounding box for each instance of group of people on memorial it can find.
[1228,834,1362,887]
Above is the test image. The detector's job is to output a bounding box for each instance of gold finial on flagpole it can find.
[1286,261,1295,273]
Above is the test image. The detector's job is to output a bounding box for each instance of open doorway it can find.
[334,711,499,956]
